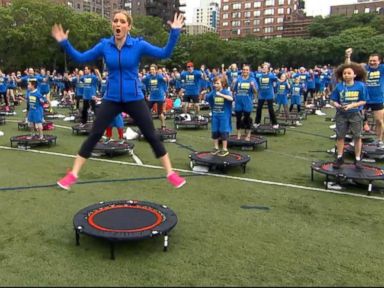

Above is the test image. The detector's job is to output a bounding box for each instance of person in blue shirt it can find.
[203,76,233,157]
[275,73,290,120]
[232,65,257,141]
[27,80,47,140]
[363,53,384,146]
[330,60,367,169]
[254,62,279,129]
[53,11,186,190]
[180,61,203,115]
[143,64,168,129]
[0,71,9,111]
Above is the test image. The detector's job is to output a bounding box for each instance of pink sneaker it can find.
[57,171,78,190]
[167,171,186,188]
[5,106,9,112]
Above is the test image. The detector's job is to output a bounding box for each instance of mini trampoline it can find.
[72,113,95,123]
[252,124,286,135]
[0,115,5,125]
[123,116,136,126]
[72,123,93,135]
[189,151,251,173]
[227,135,267,150]
[174,114,209,130]
[73,200,178,259]
[344,143,384,160]
[138,128,177,143]
[264,115,302,126]
[311,160,384,194]
[92,140,134,157]
[0,106,15,115]
[18,121,54,131]
[344,134,374,144]
[10,134,57,149]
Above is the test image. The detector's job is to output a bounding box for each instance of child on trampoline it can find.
[104,113,125,144]
[27,80,47,140]
[203,76,233,157]
[331,49,367,169]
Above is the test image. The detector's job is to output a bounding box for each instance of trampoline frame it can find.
[0,115,5,125]
[227,135,268,150]
[311,160,384,195]
[189,151,251,173]
[92,140,135,157]
[73,200,178,259]
[10,134,57,149]
[72,123,93,135]
[174,119,209,130]
[252,124,286,135]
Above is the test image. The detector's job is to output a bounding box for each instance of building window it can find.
[264,8,274,15]
[244,11,251,18]
[376,7,382,13]
[253,27,260,32]
[254,1,261,8]
[245,2,251,9]
[264,17,274,24]
[253,19,260,25]
[278,8,284,14]
[353,9,358,14]
[223,4,229,11]
[365,7,370,13]
[277,17,284,23]
[223,13,229,19]
[244,19,251,26]
[264,26,274,33]
[278,0,284,5]
[266,0,275,6]
[254,10,261,17]
[232,3,241,9]
[277,26,284,31]
[232,12,241,18]
[223,21,229,26]
[232,20,241,27]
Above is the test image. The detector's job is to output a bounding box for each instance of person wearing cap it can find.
[180,61,203,114]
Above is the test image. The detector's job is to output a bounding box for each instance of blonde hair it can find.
[113,10,133,26]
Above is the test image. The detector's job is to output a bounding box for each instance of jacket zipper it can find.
[118,48,122,102]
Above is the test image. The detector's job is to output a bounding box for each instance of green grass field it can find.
[0,104,383,286]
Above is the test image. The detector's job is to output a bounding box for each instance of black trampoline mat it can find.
[89,206,163,232]
[315,162,384,180]
[228,135,266,145]
[345,143,384,156]
[191,151,250,165]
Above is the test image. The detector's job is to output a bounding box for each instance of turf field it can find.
[0,104,383,286]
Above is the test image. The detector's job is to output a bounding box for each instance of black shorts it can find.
[148,101,164,115]
[183,95,199,104]
[365,103,384,111]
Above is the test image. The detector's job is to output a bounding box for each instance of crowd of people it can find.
[0,10,382,191]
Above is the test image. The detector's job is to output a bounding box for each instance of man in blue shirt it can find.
[180,62,203,115]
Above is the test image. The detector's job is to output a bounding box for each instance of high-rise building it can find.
[330,0,384,16]
[0,0,11,7]
[218,0,305,39]
[66,0,120,18]
[123,0,184,24]
[193,0,220,31]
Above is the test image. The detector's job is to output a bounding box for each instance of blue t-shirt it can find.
[143,74,167,101]
[180,70,202,96]
[256,72,277,100]
[206,89,232,117]
[366,64,384,104]
[330,81,367,113]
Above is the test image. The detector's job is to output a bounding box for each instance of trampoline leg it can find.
[325,175,329,190]
[311,168,314,181]
[163,234,168,252]
[110,242,115,260]
[368,182,372,196]
[75,229,80,246]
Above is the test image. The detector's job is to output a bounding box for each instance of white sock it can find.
[356,157,361,161]
[337,155,343,159]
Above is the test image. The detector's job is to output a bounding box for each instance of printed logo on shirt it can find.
[261,78,270,84]
[150,79,158,86]
[240,82,250,89]
[186,75,195,81]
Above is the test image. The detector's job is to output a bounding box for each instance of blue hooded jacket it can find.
[59,28,180,102]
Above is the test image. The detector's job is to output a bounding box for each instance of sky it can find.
[185,0,355,23]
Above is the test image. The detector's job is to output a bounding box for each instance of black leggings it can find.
[255,99,277,125]
[235,111,252,130]
[79,99,166,159]
[81,99,96,124]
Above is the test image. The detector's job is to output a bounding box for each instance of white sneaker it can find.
[329,124,336,129]
[0,131,4,137]
[315,110,326,116]
[295,121,302,126]
[272,124,279,129]
[253,123,261,129]
[330,134,337,139]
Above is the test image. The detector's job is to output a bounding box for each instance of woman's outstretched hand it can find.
[51,24,69,42]
[167,13,185,29]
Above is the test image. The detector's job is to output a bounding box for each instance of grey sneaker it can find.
[333,157,344,169]
[211,148,220,155]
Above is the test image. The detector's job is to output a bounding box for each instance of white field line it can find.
[0,145,383,201]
